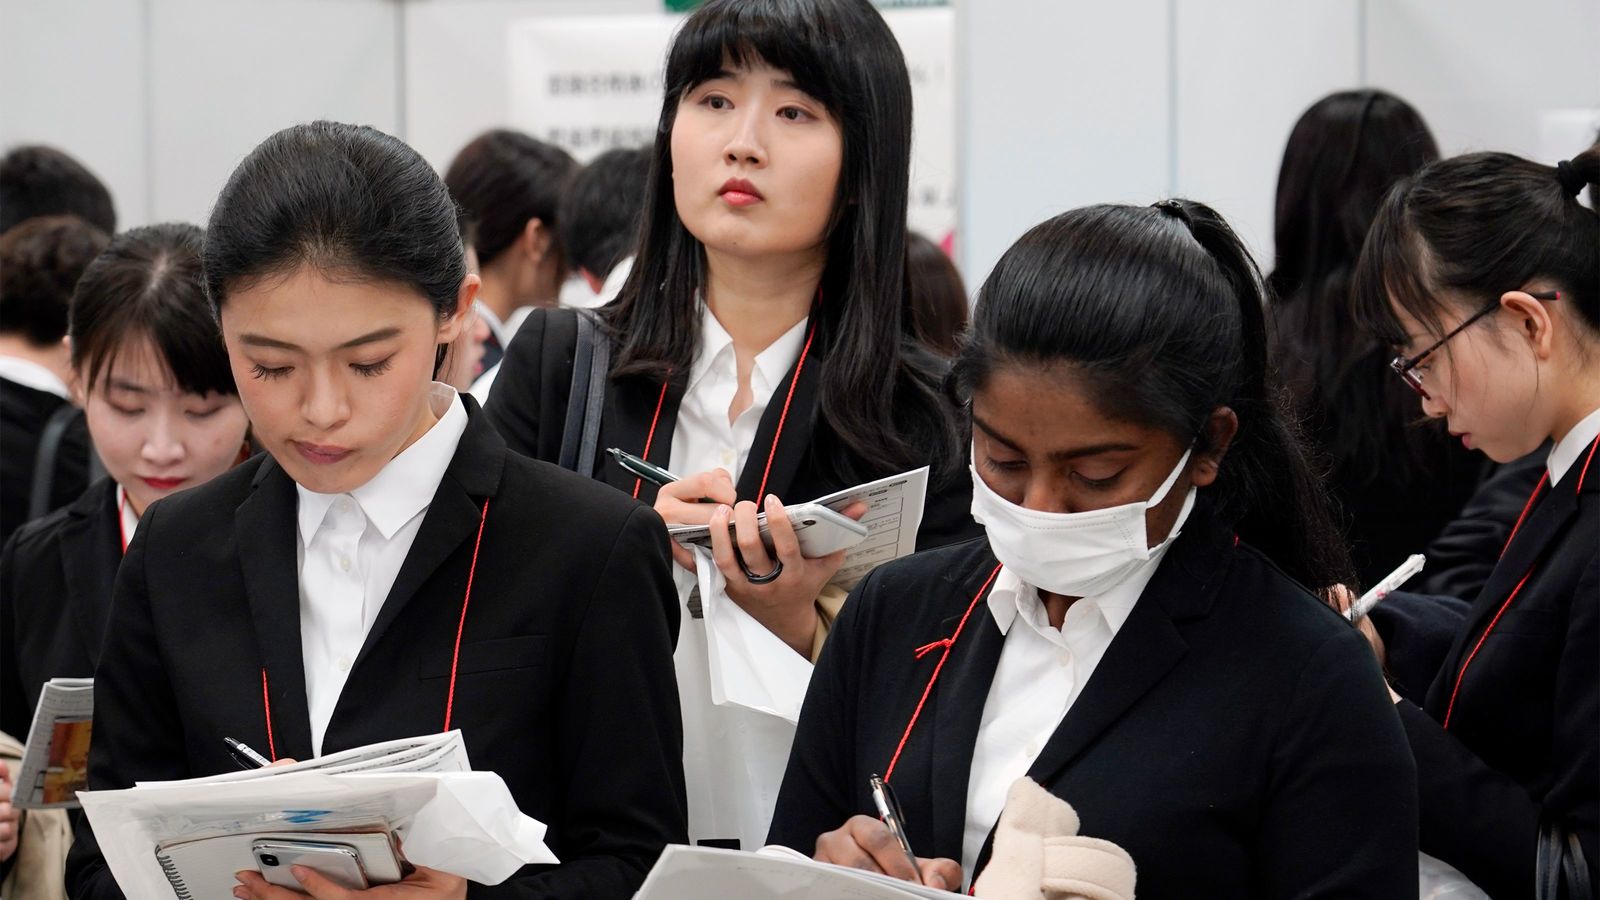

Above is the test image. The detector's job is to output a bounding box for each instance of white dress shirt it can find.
[0,356,70,399]
[666,301,809,850]
[669,302,809,485]
[960,552,1170,875]
[1548,406,1600,485]
[115,484,140,548]
[295,384,468,755]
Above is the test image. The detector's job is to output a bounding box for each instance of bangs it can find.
[78,311,237,400]
[665,0,841,112]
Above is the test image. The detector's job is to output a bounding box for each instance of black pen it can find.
[607,448,719,503]
[224,736,271,770]
[869,774,922,885]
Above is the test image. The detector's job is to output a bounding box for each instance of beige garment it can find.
[0,730,72,900]
[971,778,1137,900]
[810,584,850,662]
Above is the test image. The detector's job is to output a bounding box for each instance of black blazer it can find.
[483,308,978,550]
[65,401,688,899]
[0,377,89,547]
[1396,444,1598,899]
[1416,447,1549,601]
[0,477,121,740]
[769,512,1419,898]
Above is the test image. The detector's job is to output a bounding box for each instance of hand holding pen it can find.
[811,777,964,890]
[609,448,739,573]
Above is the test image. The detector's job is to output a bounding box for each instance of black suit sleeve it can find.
[1418,450,1545,600]
[479,504,686,898]
[0,531,28,741]
[66,504,188,900]
[1398,554,1599,899]
[1255,626,1419,897]
[484,310,580,464]
[1368,590,1472,704]
[766,568,874,852]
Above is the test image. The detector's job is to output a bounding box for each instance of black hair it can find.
[1267,90,1440,483]
[70,223,236,398]
[444,129,579,269]
[1354,143,1600,348]
[604,0,959,481]
[953,201,1354,592]
[0,215,109,346]
[205,121,466,325]
[905,232,968,357]
[557,146,651,281]
[0,145,116,235]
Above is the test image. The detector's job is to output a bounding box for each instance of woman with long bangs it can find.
[486,0,972,851]
[1349,144,1600,898]
[770,201,1417,897]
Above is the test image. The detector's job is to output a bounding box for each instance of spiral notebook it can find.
[154,830,403,899]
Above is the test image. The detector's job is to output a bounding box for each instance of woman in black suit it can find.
[1351,144,1600,898]
[484,0,974,853]
[1,223,250,740]
[64,122,685,899]
[768,201,1418,897]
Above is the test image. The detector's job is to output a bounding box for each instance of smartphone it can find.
[668,502,869,558]
[252,839,371,891]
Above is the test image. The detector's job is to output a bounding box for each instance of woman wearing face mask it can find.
[768,201,1418,897]
[486,0,972,852]
[1350,145,1600,899]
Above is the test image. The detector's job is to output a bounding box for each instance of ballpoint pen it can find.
[224,736,271,770]
[1346,553,1426,622]
[869,773,923,885]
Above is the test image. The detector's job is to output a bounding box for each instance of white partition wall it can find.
[956,0,1172,294]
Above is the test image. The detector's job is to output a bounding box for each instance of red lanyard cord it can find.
[630,319,819,502]
[117,490,130,555]
[1445,435,1600,730]
[260,496,492,759]
[883,563,1004,784]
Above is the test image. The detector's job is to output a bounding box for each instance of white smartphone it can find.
[253,839,375,891]
[668,502,869,558]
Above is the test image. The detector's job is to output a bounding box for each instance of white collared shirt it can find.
[295,384,468,755]
[562,256,635,310]
[0,356,70,399]
[960,552,1169,875]
[668,302,808,484]
[114,484,140,548]
[1548,406,1600,485]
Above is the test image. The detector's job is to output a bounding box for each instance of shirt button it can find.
[339,556,351,572]
[1024,740,1040,758]
[337,655,352,672]
[1057,650,1072,667]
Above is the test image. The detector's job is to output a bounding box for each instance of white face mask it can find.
[970,446,1198,598]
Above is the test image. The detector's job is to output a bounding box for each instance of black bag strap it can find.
[557,309,610,478]
[1539,814,1594,900]
[1564,831,1593,900]
[28,403,80,520]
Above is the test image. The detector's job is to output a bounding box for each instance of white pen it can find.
[1346,554,1426,622]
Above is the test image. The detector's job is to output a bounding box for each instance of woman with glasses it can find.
[1352,143,1600,898]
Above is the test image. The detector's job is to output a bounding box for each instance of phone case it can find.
[155,830,403,899]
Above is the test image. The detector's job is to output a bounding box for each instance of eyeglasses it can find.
[1389,290,1561,400]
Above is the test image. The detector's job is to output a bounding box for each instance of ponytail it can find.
[953,202,1354,592]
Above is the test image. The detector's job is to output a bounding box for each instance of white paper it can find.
[636,844,958,900]
[695,545,815,724]
[78,733,556,895]
[13,676,94,809]
[140,731,470,787]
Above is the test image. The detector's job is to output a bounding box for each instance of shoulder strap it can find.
[557,309,610,478]
[578,310,611,479]
[28,403,80,520]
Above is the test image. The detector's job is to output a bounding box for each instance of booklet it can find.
[667,466,930,590]
[77,731,558,897]
[13,676,94,810]
[636,844,959,899]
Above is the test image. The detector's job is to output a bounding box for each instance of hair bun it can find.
[1555,159,1587,198]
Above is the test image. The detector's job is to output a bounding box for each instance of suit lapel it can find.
[62,480,121,663]
[734,340,821,503]
[598,374,683,504]
[1430,459,1583,706]
[926,553,1007,858]
[354,402,507,668]
[235,456,316,760]
[970,519,1232,876]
